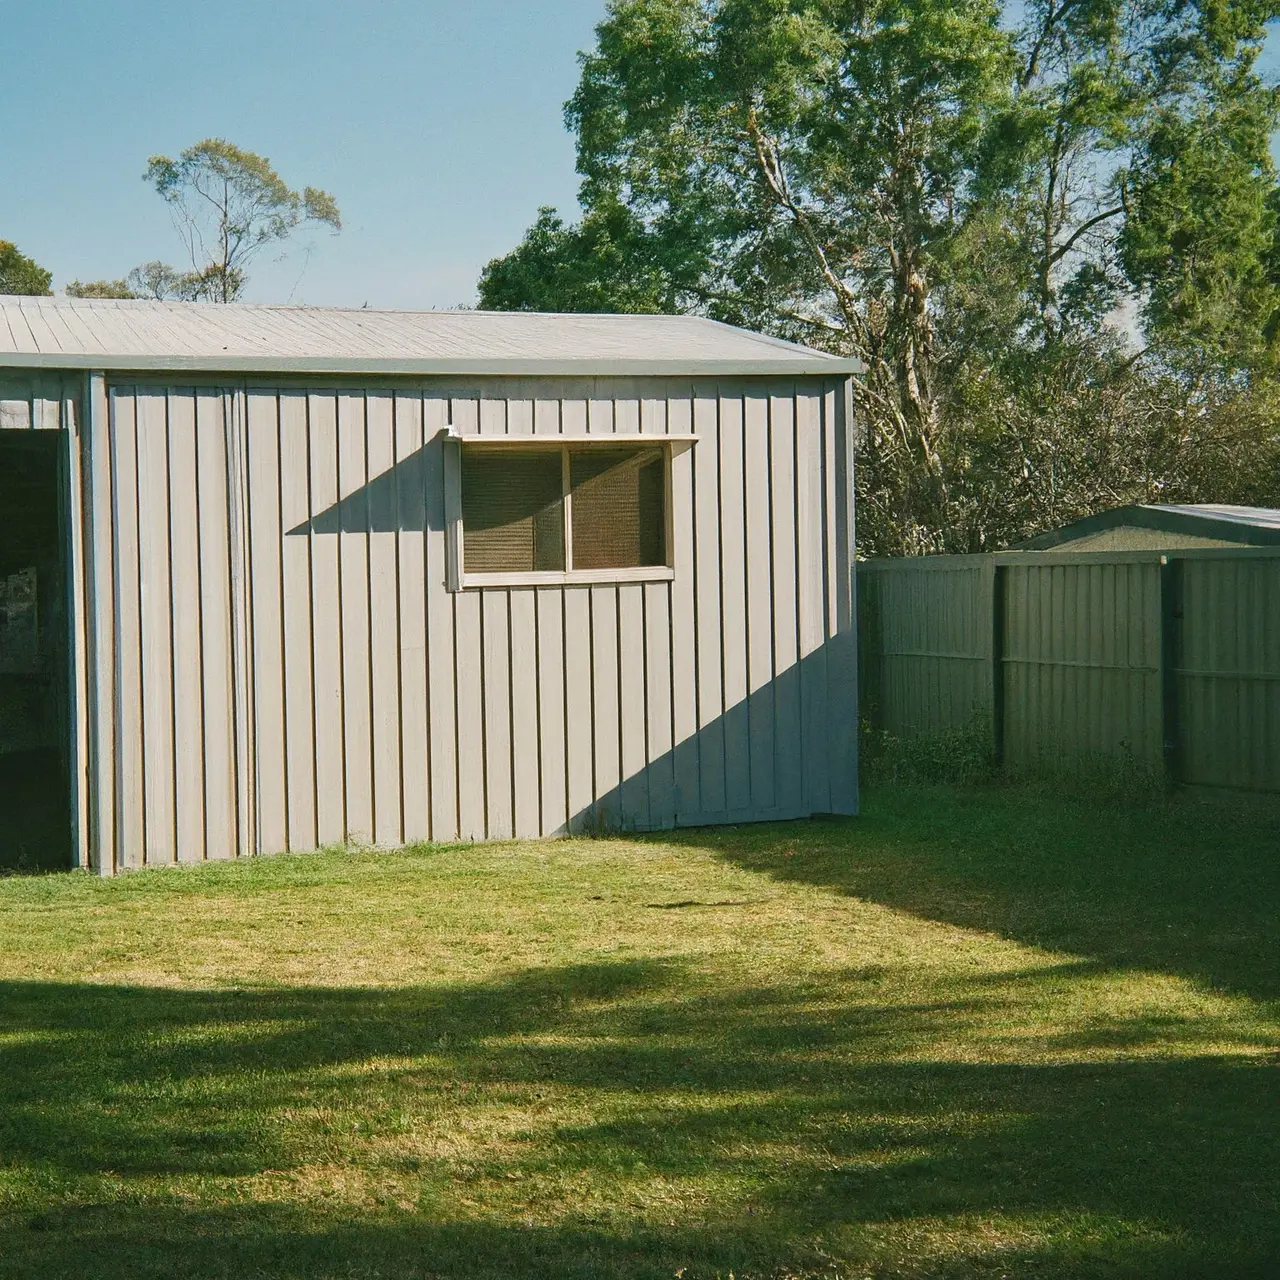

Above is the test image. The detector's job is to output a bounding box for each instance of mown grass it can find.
[0,783,1277,1279]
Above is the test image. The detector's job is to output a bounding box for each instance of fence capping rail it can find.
[857,544,1280,569]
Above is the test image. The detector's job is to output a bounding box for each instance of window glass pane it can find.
[570,447,666,570]
[461,448,565,573]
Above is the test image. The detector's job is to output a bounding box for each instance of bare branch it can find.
[1048,205,1125,267]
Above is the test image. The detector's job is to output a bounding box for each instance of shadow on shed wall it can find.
[276,438,857,841]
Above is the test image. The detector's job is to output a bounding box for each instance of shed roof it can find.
[0,295,860,377]
[1020,503,1280,550]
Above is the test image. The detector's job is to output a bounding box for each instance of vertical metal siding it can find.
[1178,557,1280,791]
[0,373,68,431]
[1002,560,1163,771]
[861,550,1280,793]
[84,375,116,874]
[79,374,858,866]
[857,560,992,737]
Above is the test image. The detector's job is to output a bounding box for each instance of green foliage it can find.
[0,241,52,296]
[479,205,678,313]
[119,260,205,302]
[141,138,342,303]
[483,0,1280,554]
[65,278,138,299]
[1121,75,1280,371]
[860,715,998,786]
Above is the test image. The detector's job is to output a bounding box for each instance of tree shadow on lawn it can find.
[1,961,1278,1278]
[660,783,1280,1005]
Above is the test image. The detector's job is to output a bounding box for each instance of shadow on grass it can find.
[1,958,1278,1278]
[660,783,1280,1005]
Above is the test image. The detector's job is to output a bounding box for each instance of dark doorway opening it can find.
[0,433,71,871]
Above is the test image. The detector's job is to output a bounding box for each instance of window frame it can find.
[444,432,694,590]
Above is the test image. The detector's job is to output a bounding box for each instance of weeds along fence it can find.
[857,548,1280,793]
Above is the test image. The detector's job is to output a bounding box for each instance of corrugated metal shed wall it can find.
[0,372,72,430]
[80,375,856,869]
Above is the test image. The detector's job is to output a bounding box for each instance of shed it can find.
[0,296,860,872]
[1019,503,1280,552]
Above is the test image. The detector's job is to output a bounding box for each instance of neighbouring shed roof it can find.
[1020,503,1280,550]
[0,295,861,377]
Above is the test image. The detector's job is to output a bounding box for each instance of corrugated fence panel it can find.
[83,374,858,865]
[858,560,991,737]
[861,550,1280,793]
[1003,560,1162,771]
[1178,557,1280,791]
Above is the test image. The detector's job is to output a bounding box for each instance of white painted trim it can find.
[83,372,116,875]
[446,430,698,447]
[460,567,676,589]
[62,387,90,870]
[443,437,463,593]
[447,437,681,590]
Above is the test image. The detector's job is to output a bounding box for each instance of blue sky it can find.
[1,0,608,308]
[4,3,1277,311]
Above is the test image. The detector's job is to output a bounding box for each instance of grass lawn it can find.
[0,784,1278,1279]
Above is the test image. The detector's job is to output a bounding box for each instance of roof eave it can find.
[1017,506,1144,549]
[0,352,864,378]
[1018,503,1280,549]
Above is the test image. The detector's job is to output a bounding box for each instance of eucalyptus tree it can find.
[481,0,1280,551]
[66,278,137,299]
[141,139,342,303]
[1011,0,1280,356]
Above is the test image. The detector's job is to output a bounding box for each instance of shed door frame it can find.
[62,386,90,870]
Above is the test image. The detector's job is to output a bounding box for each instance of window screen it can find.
[459,443,667,576]
[570,448,666,570]
[461,449,565,573]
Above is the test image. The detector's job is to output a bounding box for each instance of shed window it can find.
[460,443,668,577]
[570,448,666,570]
[462,449,565,572]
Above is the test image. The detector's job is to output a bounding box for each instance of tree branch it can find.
[1019,0,1088,90]
[744,107,869,351]
[1048,205,1125,266]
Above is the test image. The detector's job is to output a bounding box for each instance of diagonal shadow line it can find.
[287,445,437,537]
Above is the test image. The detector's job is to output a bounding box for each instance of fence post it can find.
[1159,555,1182,785]
[991,561,1006,766]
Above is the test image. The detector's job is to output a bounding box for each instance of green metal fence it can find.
[858,548,1280,792]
